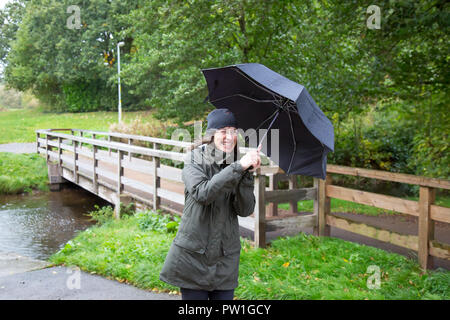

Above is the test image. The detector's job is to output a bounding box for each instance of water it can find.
[0,185,110,260]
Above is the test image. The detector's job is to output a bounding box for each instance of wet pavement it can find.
[0,265,179,300]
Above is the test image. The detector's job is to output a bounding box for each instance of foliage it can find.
[3,0,140,111]
[50,214,450,299]
[0,151,48,194]
[85,204,115,225]
[0,0,27,69]
[86,203,136,225]
[108,114,171,143]
[135,210,180,234]
[0,0,448,179]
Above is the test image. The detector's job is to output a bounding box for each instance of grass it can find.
[0,152,49,194]
[278,195,450,216]
[49,208,450,300]
[0,108,162,144]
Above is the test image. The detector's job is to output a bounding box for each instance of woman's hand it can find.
[239,145,262,172]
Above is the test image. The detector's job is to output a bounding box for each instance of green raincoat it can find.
[159,142,255,291]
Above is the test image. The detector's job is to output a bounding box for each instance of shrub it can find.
[135,210,180,233]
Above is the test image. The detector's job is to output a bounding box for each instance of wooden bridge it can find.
[36,128,450,270]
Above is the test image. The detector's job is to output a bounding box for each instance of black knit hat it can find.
[206,108,238,130]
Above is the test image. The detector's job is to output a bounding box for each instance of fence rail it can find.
[36,128,450,270]
[322,165,450,269]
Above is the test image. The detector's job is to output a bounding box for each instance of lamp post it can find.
[117,41,125,124]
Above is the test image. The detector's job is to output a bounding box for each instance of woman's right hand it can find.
[239,145,262,171]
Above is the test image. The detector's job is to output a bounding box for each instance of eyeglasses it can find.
[216,128,238,135]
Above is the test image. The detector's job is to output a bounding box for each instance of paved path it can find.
[0,251,179,300]
[0,142,36,154]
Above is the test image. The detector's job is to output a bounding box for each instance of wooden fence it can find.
[321,165,450,269]
[36,128,450,270]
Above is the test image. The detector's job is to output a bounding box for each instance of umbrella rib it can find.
[285,106,297,175]
[232,68,283,102]
[242,107,281,144]
[209,93,279,105]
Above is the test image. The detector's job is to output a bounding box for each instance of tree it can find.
[4,0,139,111]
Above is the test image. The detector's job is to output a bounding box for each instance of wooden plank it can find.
[430,204,450,224]
[254,175,266,248]
[327,185,419,216]
[266,214,317,230]
[157,188,184,205]
[265,187,316,203]
[327,164,450,190]
[418,187,435,269]
[66,128,192,148]
[61,166,117,203]
[40,130,185,161]
[238,216,255,231]
[158,165,183,183]
[326,214,419,251]
[429,240,450,260]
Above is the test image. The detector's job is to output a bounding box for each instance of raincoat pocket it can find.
[173,232,206,254]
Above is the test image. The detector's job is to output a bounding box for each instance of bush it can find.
[135,210,180,233]
[85,203,136,225]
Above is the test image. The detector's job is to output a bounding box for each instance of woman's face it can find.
[214,126,238,153]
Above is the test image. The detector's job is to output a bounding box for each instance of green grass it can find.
[278,196,450,216]
[50,210,450,300]
[0,108,158,144]
[0,152,49,194]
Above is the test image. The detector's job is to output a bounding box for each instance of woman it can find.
[159,108,261,300]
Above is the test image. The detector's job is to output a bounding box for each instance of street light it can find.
[117,41,125,124]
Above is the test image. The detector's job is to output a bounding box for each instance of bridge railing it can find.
[36,128,450,269]
[36,128,312,242]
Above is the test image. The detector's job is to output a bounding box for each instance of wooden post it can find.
[153,143,160,211]
[73,140,78,184]
[47,162,63,191]
[289,175,299,214]
[115,150,124,219]
[108,135,112,156]
[36,132,40,153]
[45,134,49,162]
[267,174,278,217]
[93,144,98,194]
[128,138,133,161]
[254,173,266,248]
[313,174,331,236]
[418,186,436,269]
[58,137,62,165]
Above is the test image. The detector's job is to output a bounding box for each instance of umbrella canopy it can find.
[202,63,334,179]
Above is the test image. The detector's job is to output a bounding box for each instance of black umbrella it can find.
[202,63,334,179]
